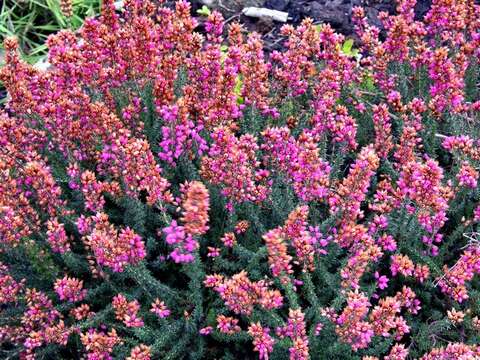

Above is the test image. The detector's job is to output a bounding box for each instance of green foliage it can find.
[0,0,99,63]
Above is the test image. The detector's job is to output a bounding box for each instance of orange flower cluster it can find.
[204,271,283,316]
[112,294,144,328]
[80,328,122,360]
[180,181,210,236]
[127,344,151,360]
[263,228,293,283]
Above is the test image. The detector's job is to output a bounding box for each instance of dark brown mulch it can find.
[184,0,433,52]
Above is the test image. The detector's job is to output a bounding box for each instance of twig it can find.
[223,14,241,25]
[433,232,480,287]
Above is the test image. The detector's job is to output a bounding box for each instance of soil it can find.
[184,0,433,51]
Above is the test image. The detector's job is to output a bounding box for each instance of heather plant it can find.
[0,0,480,359]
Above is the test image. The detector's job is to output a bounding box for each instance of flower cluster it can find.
[262,127,331,202]
[276,309,310,360]
[216,315,241,334]
[397,157,452,234]
[201,127,271,209]
[421,343,480,360]
[160,180,211,263]
[80,328,122,360]
[180,181,210,236]
[46,218,71,254]
[86,213,146,272]
[248,323,275,360]
[112,294,144,328]
[127,344,151,360]
[204,271,283,315]
[263,228,293,283]
[150,298,171,319]
[326,291,374,351]
[54,276,87,303]
[437,244,480,302]
[324,287,420,352]
[158,102,208,166]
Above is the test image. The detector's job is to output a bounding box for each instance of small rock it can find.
[242,7,289,22]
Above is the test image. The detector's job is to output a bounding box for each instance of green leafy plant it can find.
[0,0,99,64]
[196,5,211,17]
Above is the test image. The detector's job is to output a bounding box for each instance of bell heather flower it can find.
[221,232,236,248]
[240,32,278,117]
[199,326,213,335]
[456,161,478,189]
[329,146,380,223]
[127,344,151,360]
[216,315,241,334]
[0,263,25,304]
[437,244,480,302]
[180,181,210,236]
[201,127,271,208]
[372,103,393,159]
[374,272,389,290]
[158,103,208,166]
[80,328,121,360]
[276,309,310,360]
[110,139,173,206]
[271,19,320,97]
[46,218,71,254]
[421,342,480,359]
[70,304,94,320]
[112,294,144,328]
[87,213,146,272]
[54,276,87,303]
[79,170,121,213]
[234,220,250,234]
[447,308,465,324]
[207,247,221,258]
[262,127,331,202]
[377,234,398,252]
[263,228,293,283]
[385,343,409,360]
[334,291,374,351]
[205,271,283,315]
[248,323,275,360]
[474,205,480,222]
[397,158,452,233]
[283,206,316,271]
[390,254,415,277]
[162,220,197,263]
[443,135,480,160]
[150,298,170,319]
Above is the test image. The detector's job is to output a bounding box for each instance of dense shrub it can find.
[1,0,480,359]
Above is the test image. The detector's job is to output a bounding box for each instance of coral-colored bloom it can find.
[127,344,151,360]
[86,213,146,272]
[180,181,210,236]
[112,294,144,328]
[80,328,121,360]
[206,271,282,315]
[54,276,87,303]
[150,298,170,318]
[248,323,275,360]
[216,315,241,334]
